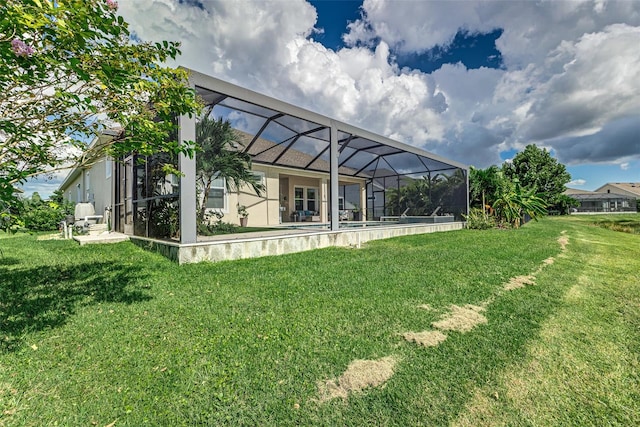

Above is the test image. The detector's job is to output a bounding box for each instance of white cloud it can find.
[29,0,639,198]
[518,24,640,143]
[620,162,630,170]
[568,179,586,187]
[111,0,640,172]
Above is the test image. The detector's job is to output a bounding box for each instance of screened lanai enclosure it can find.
[119,69,468,244]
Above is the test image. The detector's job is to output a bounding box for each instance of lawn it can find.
[1,215,638,426]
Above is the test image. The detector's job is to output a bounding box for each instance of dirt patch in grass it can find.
[432,304,487,333]
[504,275,536,291]
[403,330,447,347]
[558,235,569,250]
[542,257,555,266]
[317,356,399,402]
[417,304,433,311]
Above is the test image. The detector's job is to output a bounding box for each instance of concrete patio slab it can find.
[73,232,130,246]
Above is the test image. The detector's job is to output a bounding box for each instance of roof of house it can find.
[564,187,594,195]
[571,192,636,200]
[594,183,640,197]
[58,130,122,191]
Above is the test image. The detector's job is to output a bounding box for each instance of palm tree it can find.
[196,110,264,222]
[469,165,501,213]
[385,176,433,216]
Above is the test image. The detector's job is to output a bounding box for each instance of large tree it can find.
[0,0,201,205]
[502,144,571,207]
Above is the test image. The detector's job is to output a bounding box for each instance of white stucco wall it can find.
[60,158,113,218]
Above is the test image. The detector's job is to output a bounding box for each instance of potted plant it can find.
[352,204,361,221]
[237,204,249,227]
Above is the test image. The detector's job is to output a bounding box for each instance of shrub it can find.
[20,193,74,232]
[463,207,496,230]
[197,210,238,236]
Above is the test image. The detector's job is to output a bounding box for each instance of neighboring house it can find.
[594,183,640,199]
[59,68,468,243]
[564,186,638,213]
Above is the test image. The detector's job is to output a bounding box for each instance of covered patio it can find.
[122,69,468,262]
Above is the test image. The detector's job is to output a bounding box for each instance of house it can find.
[59,129,121,220]
[59,68,468,260]
[594,183,640,199]
[564,186,638,213]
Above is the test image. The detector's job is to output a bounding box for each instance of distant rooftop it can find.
[594,183,640,197]
[564,187,594,195]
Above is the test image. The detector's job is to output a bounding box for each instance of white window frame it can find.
[206,176,228,213]
[294,185,319,212]
[252,171,265,187]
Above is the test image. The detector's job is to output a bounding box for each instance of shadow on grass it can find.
[0,261,152,352]
[0,257,20,266]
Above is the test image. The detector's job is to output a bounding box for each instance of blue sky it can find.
[310,1,504,73]
[23,0,639,197]
[306,0,638,191]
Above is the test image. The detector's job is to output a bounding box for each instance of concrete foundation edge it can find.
[130,222,465,264]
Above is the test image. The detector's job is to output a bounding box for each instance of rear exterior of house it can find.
[570,193,637,213]
[60,69,469,249]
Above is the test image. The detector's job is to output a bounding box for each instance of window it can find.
[206,176,227,211]
[294,186,319,212]
[294,187,304,211]
[155,174,179,196]
[307,188,317,211]
[338,196,344,210]
[105,159,112,179]
[252,171,265,186]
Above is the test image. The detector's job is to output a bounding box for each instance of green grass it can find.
[575,213,640,235]
[1,215,638,426]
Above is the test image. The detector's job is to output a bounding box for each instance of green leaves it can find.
[195,112,264,222]
[493,176,547,228]
[470,144,571,227]
[503,144,571,207]
[1,0,202,208]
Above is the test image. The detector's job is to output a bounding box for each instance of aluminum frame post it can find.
[330,121,339,231]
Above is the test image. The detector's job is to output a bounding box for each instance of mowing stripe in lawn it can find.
[402,231,569,348]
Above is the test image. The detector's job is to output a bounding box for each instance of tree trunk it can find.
[199,179,212,222]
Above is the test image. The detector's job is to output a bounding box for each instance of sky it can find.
[24,0,640,196]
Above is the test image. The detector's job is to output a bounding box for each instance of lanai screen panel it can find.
[196,85,467,220]
[198,87,332,173]
[336,131,467,220]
